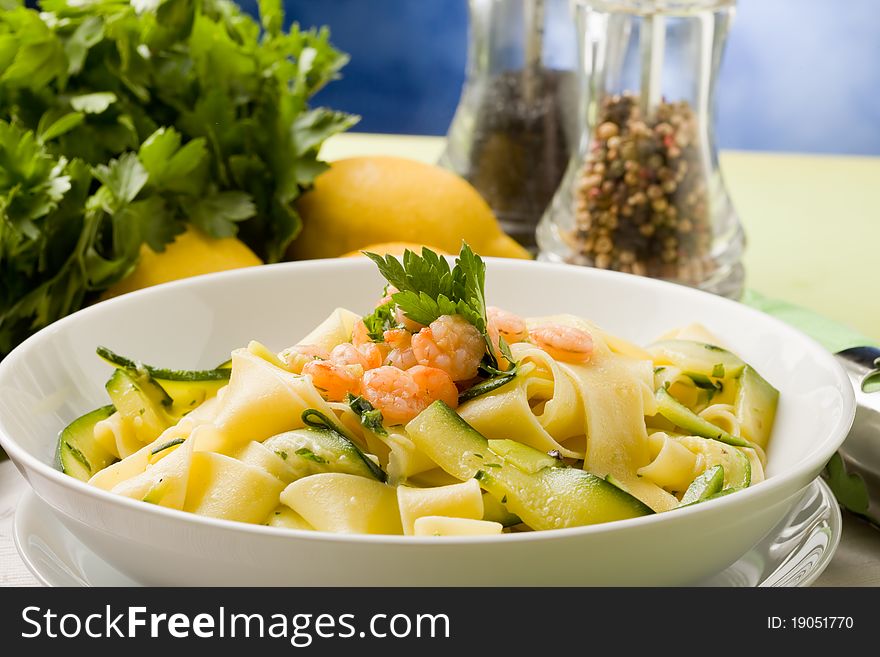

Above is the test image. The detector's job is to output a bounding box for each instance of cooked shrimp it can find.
[302,360,363,402]
[351,319,371,347]
[487,306,528,343]
[487,307,527,370]
[350,320,393,367]
[487,322,512,372]
[279,343,329,373]
[383,328,410,349]
[376,285,424,332]
[383,328,418,370]
[287,344,328,360]
[330,343,364,366]
[411,314,485,381]
[529,324,594,363]
[329,342,384,371]
[362,365,458,425]
[395,307,424,333]
[376,285,398,307]
[409,365,458,408]
[359,342,386,369]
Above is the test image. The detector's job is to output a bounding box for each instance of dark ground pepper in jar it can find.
[462,69,575,251]
[565,93,712,283]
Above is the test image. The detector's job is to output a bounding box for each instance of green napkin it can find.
[743,290,880,528]
[742,289,879,353]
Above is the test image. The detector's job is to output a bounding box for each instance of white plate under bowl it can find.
[0,259,855,586]
[14,480,841,587]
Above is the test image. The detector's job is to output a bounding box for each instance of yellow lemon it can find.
[341,242,449,258]
[102,227,262,299]
[290,157,531,260]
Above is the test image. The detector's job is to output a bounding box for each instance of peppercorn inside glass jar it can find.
[537,0,745,298]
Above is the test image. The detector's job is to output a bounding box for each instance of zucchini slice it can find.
[97,346,231,382]
[673,435,751,490]
[734,365,779,449]
[481,492,522,527]
[649,340,745,380]
[487,438,562,474]
[655,387,751,448]
[149,437,186,464]
[55,405,117,481]
[715,442,751,489]
[406,401,653,530]
[105,368,174,441]
[97,346,230,412]
[263,427,386,482]
[680,465,724,505]
[681,487,741,507]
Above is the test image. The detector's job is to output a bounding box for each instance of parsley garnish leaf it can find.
[361,299,398,342]
[363,251,411,294]
[364,242,509,370]
[301,408,387,482]
[347,394,388,437]
[497,336,515,364]
[459,361,518,403]
[387,290,461,328]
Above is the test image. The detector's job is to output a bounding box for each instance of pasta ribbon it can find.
[94,411,140,459]
[183,451,284,523]
[110,434,196,509]
[281,473,403,534]
[381,429,438,483]
[458,346,586,458]
[89,420,200,491]
[397,479,484,535]
[544,317,679,513]
[637,432,699,492]
[279,307,360,373]
[209,348,340,452]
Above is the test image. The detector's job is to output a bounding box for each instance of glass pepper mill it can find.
[537,0,745,298]
[440,0,579,252]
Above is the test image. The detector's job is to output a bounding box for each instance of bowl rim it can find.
[0,258,857,545]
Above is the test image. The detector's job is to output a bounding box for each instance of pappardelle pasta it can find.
[56,244,778,536]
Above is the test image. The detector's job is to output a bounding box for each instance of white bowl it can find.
[0,259,855,586]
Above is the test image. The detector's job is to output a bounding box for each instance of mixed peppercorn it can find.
[565,93,712,284]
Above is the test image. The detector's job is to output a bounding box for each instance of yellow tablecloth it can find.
[321,134,880,342]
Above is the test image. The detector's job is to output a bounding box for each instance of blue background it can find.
[242,0,880,156]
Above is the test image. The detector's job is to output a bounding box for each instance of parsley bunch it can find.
[0,0,355,356]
